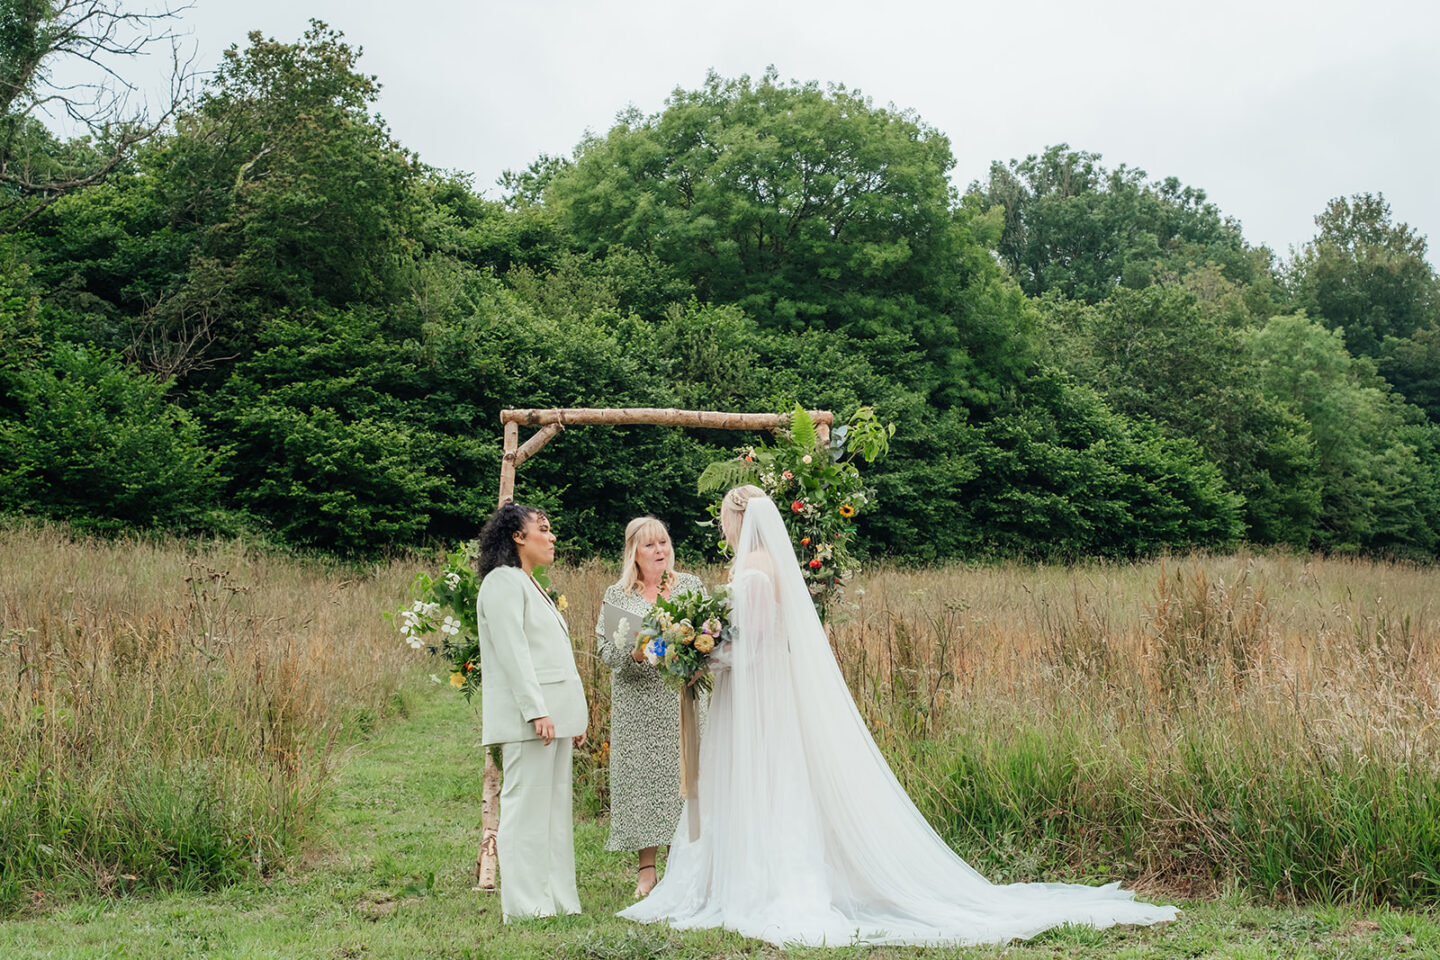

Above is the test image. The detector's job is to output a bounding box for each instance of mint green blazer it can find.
[476,565,587,746]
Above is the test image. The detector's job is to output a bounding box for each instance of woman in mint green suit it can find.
[475,502,588,922]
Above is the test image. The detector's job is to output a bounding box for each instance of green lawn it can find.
[2,683,1436,960]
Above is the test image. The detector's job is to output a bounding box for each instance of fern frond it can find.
[697,458,761,494]
[789,402,817,452]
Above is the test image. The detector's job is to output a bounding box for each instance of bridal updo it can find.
[720,484,767,549]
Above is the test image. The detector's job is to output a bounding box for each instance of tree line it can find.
[2,15,1438,561]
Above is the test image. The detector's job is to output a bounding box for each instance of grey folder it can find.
[600,601,646,652]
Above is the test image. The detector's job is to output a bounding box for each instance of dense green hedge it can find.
[4,26,1438,560]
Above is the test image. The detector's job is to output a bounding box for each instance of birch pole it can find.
[474,406,834,890]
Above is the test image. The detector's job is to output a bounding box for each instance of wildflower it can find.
[556,595,569,612]
[809,559,823,569]
[782,470,793,480]
[464,661,474,672]
[791,500,805,513]
[839,504,855,518]
[449,672,466,688]
[441,615,460,636]
[443,572,462,589]
[802,454,812,464]
[800,537,811,546]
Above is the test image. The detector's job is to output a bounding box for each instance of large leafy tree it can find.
[1247,313,1440,555]
[970,144,1264,304]
[546,69,1026,406]
[1288,192,1440,358]
[28,19,421,383]
[1040,284,1321,546]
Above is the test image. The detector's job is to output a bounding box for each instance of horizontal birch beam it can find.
[501,407,833,431]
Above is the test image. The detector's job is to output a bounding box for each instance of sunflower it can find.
[839,503,856,518]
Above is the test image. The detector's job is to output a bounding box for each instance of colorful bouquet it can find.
[634,587,732,694]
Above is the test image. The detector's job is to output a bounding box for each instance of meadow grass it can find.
[0,522,416,912]
[1,687,1435,959]
[4,522,1440,931]
[560,551,1440,905]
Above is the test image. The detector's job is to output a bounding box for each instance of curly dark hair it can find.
[475,502,548,578]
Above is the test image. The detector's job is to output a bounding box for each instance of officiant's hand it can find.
[532,716,555,745]
[631,648,646,663]
[573,730,587,748]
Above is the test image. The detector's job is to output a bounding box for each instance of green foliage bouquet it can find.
[386,545,482,696]
[633,585,732,694]
[699,404,894,609]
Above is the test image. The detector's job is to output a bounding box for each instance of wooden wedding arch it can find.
[475,406,833,890]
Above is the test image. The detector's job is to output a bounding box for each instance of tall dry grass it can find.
[564,551,1440,905]
[0,522,417,913]
[7,527,1438,912]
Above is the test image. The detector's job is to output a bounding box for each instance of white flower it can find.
[428,674,443,684]
[643,639,661,666]
[411,600,425,613]
[422,602,440,617]
[407,637,424,650]
[802,454,812,464]
[441,615,460,636]
[611,618,632,646]
[444,572,461,589]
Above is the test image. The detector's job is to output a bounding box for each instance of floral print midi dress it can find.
[595,573,705,851]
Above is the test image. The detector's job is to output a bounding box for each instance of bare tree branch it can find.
[0,0,197,230]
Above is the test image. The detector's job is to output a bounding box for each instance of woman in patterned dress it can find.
[596,516,705,898]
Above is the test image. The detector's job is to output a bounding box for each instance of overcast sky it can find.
[110,1,1440,263]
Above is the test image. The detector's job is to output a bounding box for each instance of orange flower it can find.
[800,537,811,546]
[839,504,855,518]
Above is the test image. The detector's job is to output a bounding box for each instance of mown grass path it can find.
[2,681,1436,959]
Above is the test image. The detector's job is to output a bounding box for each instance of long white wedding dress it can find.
[617,496,1178,947]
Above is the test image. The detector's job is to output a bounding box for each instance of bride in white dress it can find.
[618,485,1178,947]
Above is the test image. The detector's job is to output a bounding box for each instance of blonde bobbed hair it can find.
[619,515,676,595]
[720,484,767,549]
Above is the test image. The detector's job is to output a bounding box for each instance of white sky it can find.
[74,0,1440,263]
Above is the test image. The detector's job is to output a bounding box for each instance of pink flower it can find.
[791,500,804,513]
[802,454,812,464]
